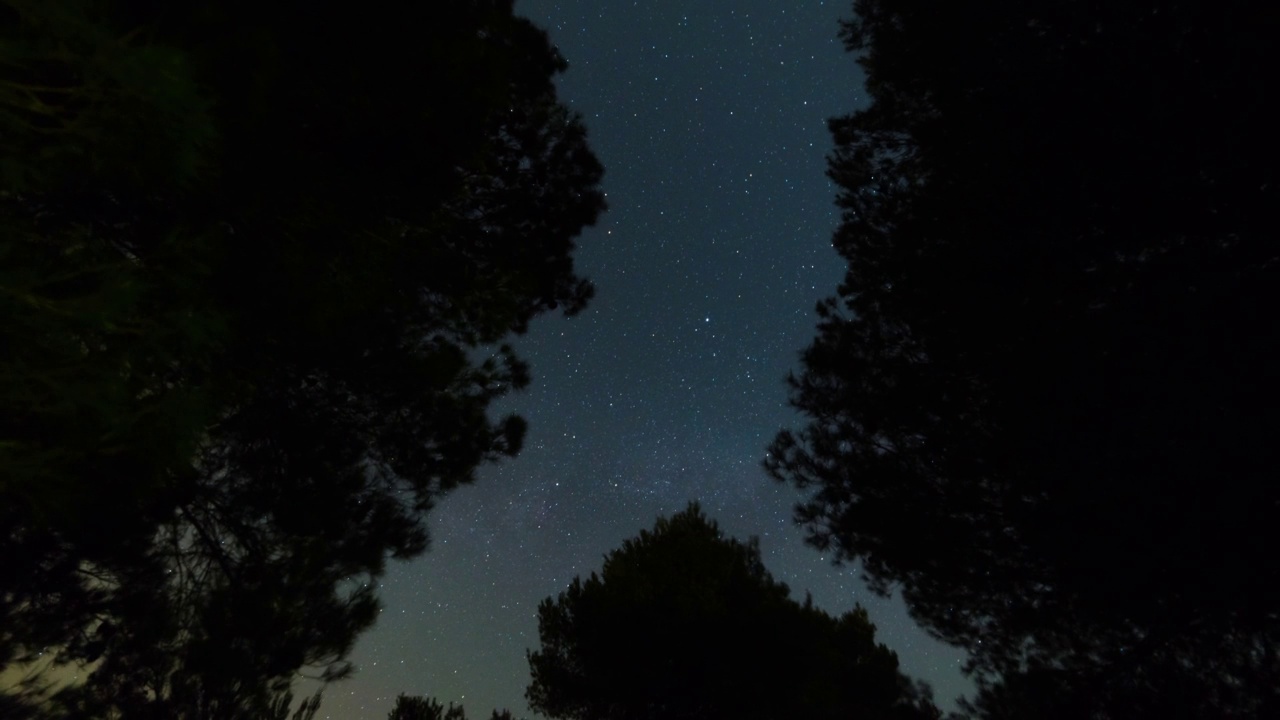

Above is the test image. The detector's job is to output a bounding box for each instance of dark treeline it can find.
[379,506,941,720]
[527,504,942,720]
[3,0,1276,718]
[385,694,517,720]
[388,505,943,720]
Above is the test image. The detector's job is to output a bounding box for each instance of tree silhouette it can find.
[767,1,1279,716]
[0,0,604,715]
[387,694,520,720]
[527,504,941,720]
[388,695,467,720]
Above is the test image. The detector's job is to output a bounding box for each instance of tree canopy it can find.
[767,0,1279,716]
[0,0,603,715]
[386,694,520,720]
[526,504,941,720]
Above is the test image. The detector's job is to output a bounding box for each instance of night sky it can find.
[317,2,970,716]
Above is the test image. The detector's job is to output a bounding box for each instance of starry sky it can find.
[316,2,971,716]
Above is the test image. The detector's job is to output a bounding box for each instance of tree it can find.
[388,695,467,720]
[387,694,521,720]
[527,504,941,720]
[0,0,604,715]
[767,1,1279,716]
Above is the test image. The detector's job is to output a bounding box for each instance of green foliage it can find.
[527,503,941,720]
[0,0,216,192]
[1,0,604,716]
[769,1,1280,716]
[0,205,225,532]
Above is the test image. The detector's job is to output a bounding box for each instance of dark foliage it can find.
[527,503,941,720]
[0,0,603,715]
[387,694,521,720]
[767,1,1280,716]
[388,695,466,720]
